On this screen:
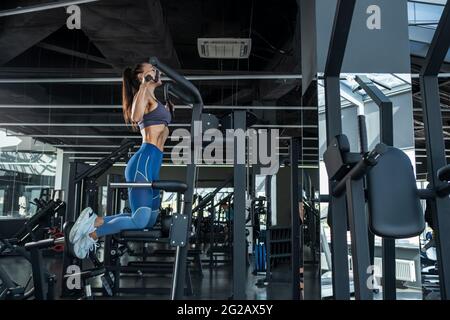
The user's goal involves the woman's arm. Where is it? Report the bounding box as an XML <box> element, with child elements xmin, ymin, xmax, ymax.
<box><xmin>131</xmin><ymin>82</ymin><xmax>152</xmax><ymax>123</ymax></box>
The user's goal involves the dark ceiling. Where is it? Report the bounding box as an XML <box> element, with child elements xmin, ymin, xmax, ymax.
<box><xmin>0</xmin><ymin>0</ymin><xmax>310</xmax><ymax>166</ymax></box>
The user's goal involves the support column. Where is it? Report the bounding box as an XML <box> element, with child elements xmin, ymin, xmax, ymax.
<box><xmin>233</xmin><ymin>110</ymin><xmax>247</xmax><ymax>300</ymax></box>
<box><xmin>54</xmin><ymin>148</ymin><xmax>70</xmax><ymax>201</ymax></box>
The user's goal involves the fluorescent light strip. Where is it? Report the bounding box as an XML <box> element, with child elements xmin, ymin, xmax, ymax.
<box><xmin>1</xmin><ymin>73</ymin><xmax>450</xmax><ymax>84</ymax></box>
<box><xmin>54</xmin><ymin>144</ymin><xmax>123</xmax><ymax>148</ymax></box>
<box><xmin>0</xmin><ymin>162</ymin><xmax>56</xmax><ymax>165</ymax></box>
<box><xmin>0</xmin><ymin>0</ymin><xmax>99</xmax><ymax>17</ymax></box>
<box><xmin>0</xmin><ymin>123</ymin><xmax>190</xmax><ymax>127</ymax></box>
<box><xmin>0</xmin><ymin>123</ymin><xmax>315</xmax><ymax>129</ymax></box>
<box><xmin>0</xmin><ymin>104</ymin><xmax>314</xmax><ymax>110</ymax></box>
<box><xmin>416</xmin><ymin>155</ymin><xmax>450</xmax><ymax>158</ymax></box>
<box><xmin>0</xmin><ymin>74</ymin><xmax>302</xmax><ymax>84</ymax></box>
<box><xmin>84</xmin><ymin>162</ymin><xmax>319</xmax><ymax>168</ymax></box>
<box><xmin>8</xmin><ymin>134</ymin><xmax>296</xmax><ymax>140</ymax></box>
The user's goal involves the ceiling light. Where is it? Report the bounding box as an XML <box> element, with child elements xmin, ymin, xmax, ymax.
<box><xmin>197</xmin><ymin>38</ymin><xmax>252</xmax><ymax>59</ymax></box>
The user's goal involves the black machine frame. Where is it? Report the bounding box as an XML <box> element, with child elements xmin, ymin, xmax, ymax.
<box><xmin>418</xmin><ymin>0</ymin><xmax>450</xmax><ymax>300</ymax></box>
<box><xmin>322</xmin><ymin>0</ymin><xmax>450</xmax><ymax>301</ymax></box>
<box><xmin>323</xmin><ymin>0</ymin><xmax>357</xmax><ymax>300</ymax></box>
<box><xmin>353</xmin><ymin>75</ymin><xmax>396</xmax><ymax>300</ymax></box>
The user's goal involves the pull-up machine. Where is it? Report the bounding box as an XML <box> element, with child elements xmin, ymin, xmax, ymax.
<box><xmin>418</xmin><ymin>0</ymin><xmax>450</xmax><ymax>300</ymax></box>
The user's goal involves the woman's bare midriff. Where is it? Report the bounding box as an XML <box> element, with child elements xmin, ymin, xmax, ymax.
<box><xmin>141</xmin><ymin>124</ymin><xmax>169</xmax><ymax>152</ymax></box>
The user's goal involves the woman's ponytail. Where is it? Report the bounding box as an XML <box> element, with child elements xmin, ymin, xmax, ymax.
<box><xmin>122</xmin><ymin>65</ymin><xmax>144</xmax><ymax>130</ymax></box>
<box><xmin>122</xmin><ymin>67</ymin><xmax>134</xmax><ymax>126</ymax></box>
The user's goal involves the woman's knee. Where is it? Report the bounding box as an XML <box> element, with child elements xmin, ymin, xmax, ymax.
<box><xmin>132</xmin><ymin>206</ymin><xmax>152</xmax><ymax>229</ymax></box>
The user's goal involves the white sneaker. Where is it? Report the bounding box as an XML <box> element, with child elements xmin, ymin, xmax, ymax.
<box><xmin>70</xmin><ymin>208</ymin><xmax>97</xmax><ymax>244</ymax></box>
<box><xmin>69</xmin><ymin>207</ymin><xmax>92</xmax><ymax>243</ymax></box>
<box><xmin>73</xmin><ymin>233</ymin><xmax>98</xmax><ymax>259</ymax></box>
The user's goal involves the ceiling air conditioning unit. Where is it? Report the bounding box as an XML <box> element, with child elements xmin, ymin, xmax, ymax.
<box><xmin>197</xmin><ymin>38</ymin><xmax>252</xmax><ymax>59</ymax></box>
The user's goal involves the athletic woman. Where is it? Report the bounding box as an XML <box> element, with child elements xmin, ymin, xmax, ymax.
<box><xmin>69</xmin><ymin>62</ymin><xmax>173</xmax><ymax>259</ymax></box>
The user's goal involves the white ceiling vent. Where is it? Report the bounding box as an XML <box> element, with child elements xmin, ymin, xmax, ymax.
<box><xmin>197</xmin><ymin>38</ymin><xmax>252</xmax><ymax>59</ymax></box>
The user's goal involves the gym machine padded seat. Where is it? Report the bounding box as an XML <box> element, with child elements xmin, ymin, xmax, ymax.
<box><xmin>118</xmin><ymin>229</ymin><xmax>168</xmax><ymax>242</ymax></box>
<box><xmin>367</xmin><ymin>146</ymin><xmax>425</xmax><ymax>238</ymax></box>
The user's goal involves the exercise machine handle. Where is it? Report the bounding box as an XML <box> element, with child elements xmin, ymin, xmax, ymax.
<box><xmin>109</xmin><ymin>180</ymin><xmax>188</xmax><ymax>193</ymax></box>
<box><xmin>333</xmin><ymin>144</ymin><xmax>385</xmax><ymax>196</ymax></box>
<box><xmin>165</xmin><ymin>82</ymin><xmax>195</xmax><ymax>105</ymax></box>
<box><xmin>149</xmin><ymin>57</ymin><xmax>202</xmax><ymax>104</ymax></box>
<box><xmin>358</xmin><ymin>115</ymin><xmax>369</xmax><ymax>154</ymax></box>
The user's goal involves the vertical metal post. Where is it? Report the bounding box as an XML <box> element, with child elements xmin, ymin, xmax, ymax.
<box><xmin>104</xmin><ymin>174</ymin><xmax>119</xmax><ymax>267</ymax></box>
<box><xmin>265</xmin><ymin>175</ymin><xmax>272</xmax><ymax>282</ymax></box>
<box><xmin>421</xmin><ymin>76</ymin><xmax>450</xmax><ymax>299</ymax></box>
<box><xmin>354</xmin><ymin>75</ymin><xmax>396</xmax><ymax>300</ymax></box>
<box><xmin>419</xmin><ymin>0</ymin><xmax>450</xmax><ymax>300</ymax></box>
<box><xmin>233</xmin><ymin>110</ymin><xmax>247</xmax><ymax>300</ymax></box>
<box><xmin>29</xmin><ymin>248</ymin><xmax>46</xmax><ymax>300</ymax></box>
<box><xmin>210</xmin><ymin>198</ymin><xmax>215</xmax><ymax>268</ymax></box>
<box><xmin>379</xmin><ymin>100</ymin><xmax>396</xmax><ymax>300</ymax></box>
<box><xmin>172</xmin><ymin>100</ymin><xmax>202</xmax><ymax>299</ymax></box>
<box><xmin>176</xmin><ymin>192</ymin><xmax>182</xmax><ymax>213</ymax></box>
<box><xmin>66</xmin><ymin>162</ymin><xmax>78</xmax><ymax>222</ymax></box>
<box><xmin>324</xmin><ymin>77</ymin><xmax>350</xmax><ymax>300</ymax></box>
<box><xmin>322</xmin><ymin>0</ymin><xmax>356</xmax><ymax>299</ymax></box>
<box><xmin>290</xmin><ymin>137</ymin><xmax>301</xmax><ymax>299</ymax></box>
<box><xmin>345</xmin><ymin>179</ymin><xmax>372</xmax><ymax>300</ymax></box>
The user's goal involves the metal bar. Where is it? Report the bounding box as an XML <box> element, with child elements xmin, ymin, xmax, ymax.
<box><xmin>355</xmin><ymin>75</ymin><xmax>396</xmax><ymax>300</ymax></box>
<box><xmin>378</xmin><ymin>99</ymin><xmax>396</xmax><ymax>301</ymax></box>
<box><xmin>233</xmin><ymin>110</ymin><xmax>247</xmax><ymax>300</ymax></box>
<box><xmin>192</xmin><ymin>176</ymin><xmax>233</xmax><ymax>213</ymax></box>
<box><xmin>0</xmin><ymin>123</ymin><xmax>189</xmax><ymax>127</ymax></box>
<box><xmin>7</xmin><ymin>134</ymin><xmax>297</xmax><ymax>140</ymax></box>
<box><xmin>419</xmin><ymin>0</ymin><xmax>450</xmax><ymax>300</ymax></box>
<box><xmin>325</xmin><ymin>77</ymin><xmax>343</xmax><ymax>140</ymax></box>
<box><xmin>2</xmin><ymin>73</ymin><xmax>450</xmax><ymax>84</ymax></box>
<box><xmin>0</xmin><ymin>123</ymin><xmax>315</xmax><ymax>129</ymax></box>
<box><xmin>345</xmin><ymin>178</ymin><xmax>372</xmax><ymax>300</ymax></box>
<box><xmin>408</xmin><ymin>0</ymin><xmax>446</xmax><ymax>6</ymax></box>
<box><xmin>381</xmin><ymin>239</ymin><xmax>396</xmax><ymax>300</ymax></box>
<box><xmin>0</xmin><ymin>104</ymin><xmax>314</xmax><ymax>110</ymax></box>
<box><xmin>324</xmin><ymin>76</ymin><xmax>350</xmax><ymax>300</ymax></box>
<box><xmin>421</xmin><ymin>75</ymin><xmax>450</xmax><ymax>299</ymax></box>
<box><xmin>0</xmin><ymin>0</ymin><xmax>99</xmax><ymax>17</ymax></box>
<box><xmin>0</xmin><ymin>74</ymin><xmax>302</xmax><ymax>83</ymax></box>
<box><xmin>322</xmin><ymin>0</ymin><xmax>356</xmax><ymax>300</ymax></box>
<box><xmin>36</xmin><ymin>42</ymin><xmax>113</xmax><ymax>66</ymax></box>
<box><xmin>54</xmin><ymin>144</ymin><xmax>122</xmax><ymax>148</ymax></box>
<box><xmin>323</xmin><ymin>0</ymin><xmax>357</xmax><ymax>77</ymax></box>
<box><xmin>422</xmin><ymin>2</ymin><xmax>450</xmax><ymax>76</ymax></box>
<box><xmin>28</xmin><ymin>248</ymin><xmax>47</xmax><ymax>300</ymax></box>
<box><xmin>290</xmin><ymin>137</ymin><xmax>301</xmax><ymax>300</ymax></box>
<box><xmin>354</xmin><ymin>76</ymin><xmax>391</xmax><ymax>105</ymax></box>
<box><xmin>171</xmin><ymin>63</ymin><xmax>204</xmax><ymax>299</ymax></box>
<box><xmin>110</xmin><ymin>182</ymin><xmax>154</xmax><ymax>189</ymax></box>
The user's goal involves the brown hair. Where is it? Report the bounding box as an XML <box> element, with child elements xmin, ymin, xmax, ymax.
<box><xmin>122</xmin><ymin>63</ymin><xmax>148</xmax><ymax>130</ymax></box>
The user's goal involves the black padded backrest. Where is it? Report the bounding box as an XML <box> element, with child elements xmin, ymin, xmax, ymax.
<box><xmin>367</xmin><ymin>146</ymin><xmax>424</xmax><ymax>238</ymax></box>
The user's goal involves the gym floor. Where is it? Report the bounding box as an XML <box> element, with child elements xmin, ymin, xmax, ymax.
<box><xmin>0</xmin><ymin>253</ymin><xmax>294</xmax><ymax>300</ymax></box>
<box><xmin>0</xmin><ymin>251</ymin><xmax>421</xmax><ymax>300</ymax></box>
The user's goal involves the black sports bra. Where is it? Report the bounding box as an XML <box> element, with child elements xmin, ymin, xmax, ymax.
<box><xmin>138</xmin><ymin>102</ymin><xmax>172</xmax><ymax>130</ymax></box>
